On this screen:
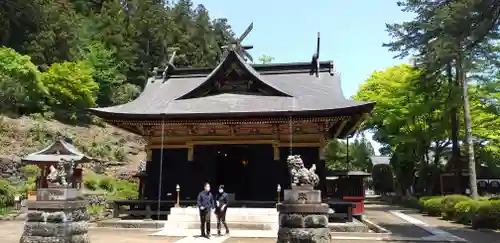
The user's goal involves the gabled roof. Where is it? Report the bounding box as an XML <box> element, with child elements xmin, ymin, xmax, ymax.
<box><xmin>89</xmin><ymin>50</ymin><xmax>375</xmax><ymax>120</ymax></box>
<box><xmin>21</xmin><ymin>138</ymin><xmax>91</xmax><ymax>164</ymax></box>
<box><xmin>177</xmin><ymin>50</ymin><xmax>292</xmax><ymax>99</ymax></box>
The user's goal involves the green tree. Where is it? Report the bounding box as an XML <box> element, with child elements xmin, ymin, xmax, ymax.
<box><xmin>385</xmin><ymin>0</ymin><xmax>500</xmax><ymax>199</ymax></box>
<box><xmin>325</xmin><ymin>136</ymin><xmax>374</xmax><ymax>172</ymax></box>
<box><xmin>0</xmin><ymin>47</ymin><xmax>47</xmax><ymax>114</ymax></box>
<box><xmin>42</xmin><ymin>61</ymin><xmax>98</xmax><ymax>119</ymax></box>
<box><xmin>81</xmin><ymin>42</ymin><xmax>126</xmax><ymax>106</ymax></box>
<box><xmin>355</xmin><ymin>64</ymin><xmax>450</xmax><ymax>195</ymax></box>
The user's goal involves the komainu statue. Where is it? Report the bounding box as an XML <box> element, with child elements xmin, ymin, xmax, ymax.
<box><xmin>287</xmin><ymin>155</ymin><xmax>319</xmax><ymax>186</ymax></box>
<box><xmin>46</xmin><ymin>159</ymin><xmax>75</xmax><ymax>187</ymax></box>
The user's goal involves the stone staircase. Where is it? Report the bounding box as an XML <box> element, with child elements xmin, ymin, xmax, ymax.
<box><xmin>161</xmin><ymin>207</ymin><xmax>279</xmax><ymax>235</ymax></box>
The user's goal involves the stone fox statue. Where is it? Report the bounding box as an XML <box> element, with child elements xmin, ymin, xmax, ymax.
<box><xmin>286</xmin><ymin>155</ymin><xmax>319</xmax><ymax>186</ymax></box>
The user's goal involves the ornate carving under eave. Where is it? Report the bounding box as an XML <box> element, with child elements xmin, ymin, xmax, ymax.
<box><xmin>229</xmin><ymin>124</ymin><xmax>237</xmax><ymax>136</ymax></box>
<box><xmin>186</xmin><ymin>125</ymin><xmax>198</xmax><ymax>135</ymax></box>
<box><xmin>108</xmin><ymin>116</ymin><xmax>349</xmax><ymax>126</ymax></box>
<box><xmin>249</xmin><ymin>128</ymin><xmax>260</xmax><ymax>135</ymax></box>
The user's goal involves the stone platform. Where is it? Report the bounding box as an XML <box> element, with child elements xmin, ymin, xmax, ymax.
<box><xmin>160</xmin><ymin>207</ymin><xmax>279</xmax><ymax>235</ymax></box>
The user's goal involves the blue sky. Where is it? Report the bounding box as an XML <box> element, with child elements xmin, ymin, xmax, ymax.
<box><xmin>193</xmin><ymin>0</ymin><xmax>414</xmax><ymax>154</ymax></box>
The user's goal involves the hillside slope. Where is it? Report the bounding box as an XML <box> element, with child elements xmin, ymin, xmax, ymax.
<box><xmin>0</xmin><ymin>115</ymin><xmax>145</xmax><ymax>182</ymax></box>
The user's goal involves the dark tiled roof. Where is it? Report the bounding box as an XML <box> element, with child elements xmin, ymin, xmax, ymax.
<box><xmin>22</xmin><ymin>139</ymin><xmax>91</xmax><ymax>163</ymax></box>
<box><xmin>89</xmin><ymin>51</ymin><xmax>375</xmax><ymax>119</ymax></box>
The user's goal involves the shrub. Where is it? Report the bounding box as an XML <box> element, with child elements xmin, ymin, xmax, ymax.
<box><xmin>454</xmin><ymin>200</ymin><xmax>482</xmax><ymax>225</ymax></box>
<box><xmin>472</xmin><ymin>200</ymin><xmax>500</xmax><ymax>229</ymax></box>
<box><xmin>422</xmin><ymin>197</ymin><xmax>443</xmax><ymax>216</ymax></box>
<box><xmin>20</xmin><ymin>165</ymin><xmax>41</xmax><ymax>179</ymax></box>
<box><xmin>0</xmin><ymin>179</ymin><xmax>14</xmax><ymax>208</ymax></box>
<box><xmin>418</xmin><ymin>196</ymin><xmax>438</xmax><ymax>213</ymax></box>
<box><xmin>98</xmin><ymin>177</ymin><xmax>115</xmax><ymax>192</ymax></box>
<box><xmin>84</xmin><ymin>177</ymin><xmax>99</xmax><ymax>191</ymax></box>
<box><xmin>441</xmin><ymin>194</ymin><xmax>471</xmax><ymax>220</ymax></box>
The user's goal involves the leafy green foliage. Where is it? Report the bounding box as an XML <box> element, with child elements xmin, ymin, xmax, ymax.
<box><xmin>0</xmin><ymin>47</ymin><xmax>46</xmax><ymax>114</ymax></box>
<box><xmin>422</xmin><ymin>197</ymin><xmax>444</xmax><ymax>216</ymax></box>
<box><xmin>355</xmin><ymin>63</ymin><xmax>500</xmax><ymax>196</ymax></box>
<box><xmin>42</xmin><ymin>61</ymin><xmax>98</xmax><ymax>120</ymax></box>
<box><xmin>384</xmin><ymin>0</ymin><xmax>500</xmax><ymax>199</ymax></box>
<box><xmin>0</xmin><ymin>0</ymin><xmax>234</xmax><ymax>118</ymax></box>
<box><xmin>454</xmin><ymin>200</ymin><xmax>482</xmax><ymax>225</ymax></box>
<box><xmin>0</xmin><ymin>179</ymin><xmax>14</xmax><ymax>211</ymax></box>
<box><xmin>473</xmin><ymin>200</ymin><xmax>500</xmax><ymax>229</ymax></box>
<box><xmin>20</xmin><ymin>164</ymin><xmax>41</xmax><ymax>179</ymax></box>
<box><xmin>441</xmin><ymin>194</ymin><xmax>472</xmax><ymax>220</ymax></box>
<box><xmin>325</xmin><ymin>136</ymin><xmax>374</xmax><ymax>171</ymax></box>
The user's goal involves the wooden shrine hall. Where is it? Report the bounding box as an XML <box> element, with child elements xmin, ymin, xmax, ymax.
<box><xmin>89</xmin><ymin>30</ymin><xmax>375</xmax><ymax>209</ymax></box>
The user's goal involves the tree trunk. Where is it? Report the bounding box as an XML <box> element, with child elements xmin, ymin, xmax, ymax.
<box><xmin>457</xmin><ymin>54</ymin><xmax>478</xmax><ymax>200</ymax></box>
<box><xmin>447</xmin><ymin>63</ymin><xmax>462</xmax><ymax>194</ymax></box>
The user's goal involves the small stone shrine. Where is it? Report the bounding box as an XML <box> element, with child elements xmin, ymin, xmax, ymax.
<box><xmin>277</xmin><ymin>155</ymin><xmax>331</xmax><ymax>243</ymax></box>
<box><xmin>19</xmin><ymin>158</ymin><xmax>90</xmax><ymax>243</ymax></box>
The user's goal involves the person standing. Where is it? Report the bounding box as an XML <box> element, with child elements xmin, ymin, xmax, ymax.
<box><xmin>197</xmin><ymin>182</ymin><xmax>214</xmax><ymax>239</ymax></box>
<box><xmin>215</xmin><ymin>185</ymin><xmax>230</xmax><ymax>236</ymax></box>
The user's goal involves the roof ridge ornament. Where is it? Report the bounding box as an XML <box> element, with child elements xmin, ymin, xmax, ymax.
<box><xmin>310</xmin><ymin>32</ymin><xmax>320</xmax><ymax>78</ymax></box>
<box><xmin>220</xmin><ymin>22</ymin><xmax>254</xmax><ymax>62</ymax></box>
<box><xmin>162</xmin><ymin>47</ymin><xmax>178</xmax><ymax>82</ymax></box>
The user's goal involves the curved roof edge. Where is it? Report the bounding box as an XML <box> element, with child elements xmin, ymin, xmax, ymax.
<box><xmin>88</xmin><ymin>101</ymin><xmax>375</xmax><ymax>121</ymax></box>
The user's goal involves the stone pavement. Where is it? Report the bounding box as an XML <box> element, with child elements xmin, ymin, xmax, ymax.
<box><xmin>368</xmin><ymin>202</ymin><xmax>500</xmax><ymax>243</ymax></box>
<box><xmin>2</xmin><ymin>202</ymin><xmax>500</xmax><ymax>243</ymax></box>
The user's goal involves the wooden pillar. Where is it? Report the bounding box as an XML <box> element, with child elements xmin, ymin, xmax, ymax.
<box><xmin>144</xmin><ymin>135</ymin><xmax>152</xmax><ymax>200</ymax></box>
<box><xmin>187</xmin><ymin>144</ymin><xmax>194</xmax><ymax>161</ymax></box>
<box><xmin>273</xmin><ymin>142</ymin><xmax>280</xmax><ymax>161</ymax></box>
<box><xmin>318</xmin><ymin>135</ymin><xmax>327</xmax><ymax>196</ymax></box>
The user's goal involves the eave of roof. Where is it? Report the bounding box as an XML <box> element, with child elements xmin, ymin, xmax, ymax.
<box><xmin>88</xmin><ymin>57</ymin><xmax>375</xmax><ymax>120</ymax></box>
<box><xmin>21</xmin><ymin>139</ymin><xmax>92</xmax><ymax>163</ymax></box>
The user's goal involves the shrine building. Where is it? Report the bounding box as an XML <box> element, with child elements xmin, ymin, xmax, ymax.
<box><xmin>89</xmin><ymin>39</ymin><xmax>375</xmax><ymax>204</ymax></box>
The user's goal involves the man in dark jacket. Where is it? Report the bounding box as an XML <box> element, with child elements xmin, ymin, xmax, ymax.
<box><xmin>197</xmin><ymin>182</ymin><xmax>214</xmax><ymax>238</ymax></box>
<box><xmin>215</xmin><ymin>185</ymin><xmax>230</xmax><ymax>236</ymax></box>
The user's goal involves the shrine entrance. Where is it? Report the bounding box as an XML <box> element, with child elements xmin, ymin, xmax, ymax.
<box><xmin>194</xmin><ymin>144</ymin><xmax>285</xmax><ymax>202</ymax></box>
<box><xmin>214</xmin><ymin>145</ymin><xmax>249</xmax><ymax>200</ymax></box>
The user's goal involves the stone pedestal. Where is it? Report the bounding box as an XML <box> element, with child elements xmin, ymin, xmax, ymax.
<box><xmin>277</xmin><ymin>186</ymin><xmax>331</xmax><ymax>243</ymax></box>
<box><xmin>20</xmin><ymin>189</ymin><xmax>90</xmax><ymax>243</ymax></box>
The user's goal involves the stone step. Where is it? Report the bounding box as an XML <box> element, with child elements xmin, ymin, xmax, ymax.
<box><xmin>165</xmin><ymin>221</ymin><xmax>278</xmax><ymax>231</ymax></box>
<box><xmin>96</xmin><ymin>219</ymin><xmax>167</xmax><ymax>229</ymax></box>
<box><xmin>169</xmin><ymin>207</ymin><xmax>278</xmax><ymax>216</ymax></box>
<box><xmin>167</xmin><ymin>214</ymin><xmax>278</xmax><ymax>223</ymax></box>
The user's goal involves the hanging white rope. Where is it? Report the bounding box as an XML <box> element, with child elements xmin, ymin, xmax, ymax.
<box><xmin>289</xmin><ymin>115</ymin><xmax>293</xmax><ymax>156</ymax></box>
<box><xmin>156</xmin><ymin>118</ymin><xmax>165</xmax><ymax>219</ymax></box>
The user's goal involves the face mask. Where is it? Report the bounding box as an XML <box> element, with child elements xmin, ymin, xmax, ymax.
<box><xmin>219</xmin><ymin>189</ymin><xmax>223</xmax><ymax>193</ymax></box>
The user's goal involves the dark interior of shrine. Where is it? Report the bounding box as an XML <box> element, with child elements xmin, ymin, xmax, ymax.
<box><xmin>143</xmin><ymin>144</ymin><xmax>322</xmax><ymax>205</ymax></box>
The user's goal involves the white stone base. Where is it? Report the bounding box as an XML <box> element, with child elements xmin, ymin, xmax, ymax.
<box><xmin>160</xmin><ymin>207</ymin><xmax>279</xmax><ymax>236</ymax></box>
